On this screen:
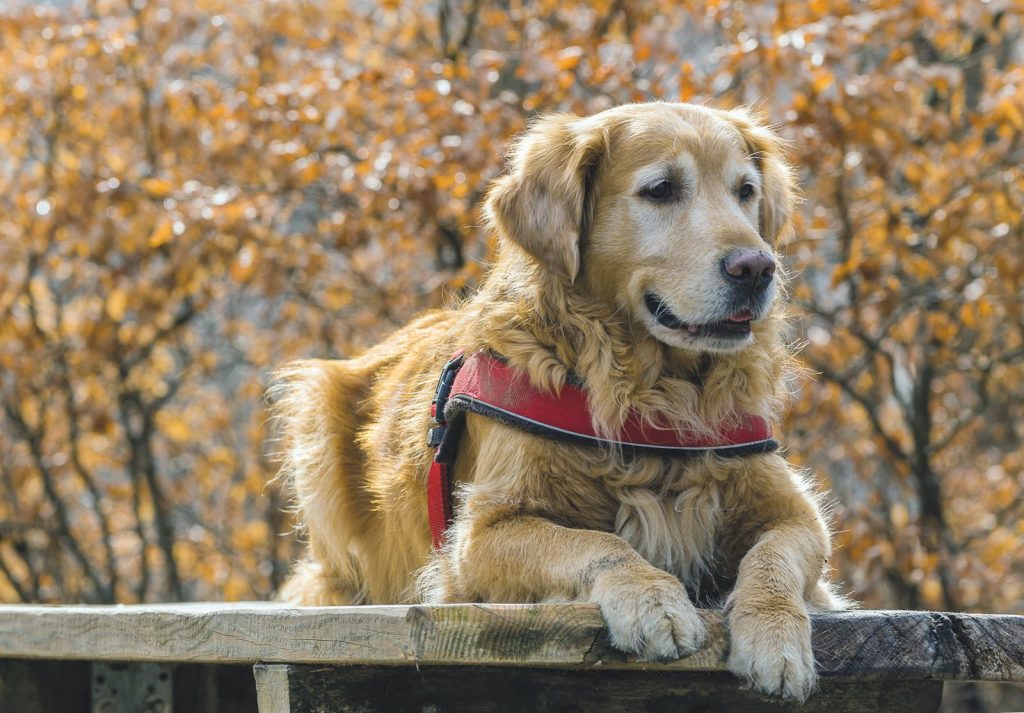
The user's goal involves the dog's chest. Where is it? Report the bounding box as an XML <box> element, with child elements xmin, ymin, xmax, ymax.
<box><xmin>607</xmin><ymin>459</ymin><xmax>724</xmax><ymax>587</ymax></box>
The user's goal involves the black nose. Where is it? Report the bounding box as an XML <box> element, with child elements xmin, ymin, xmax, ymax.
<box><xmin>721</xmin><ymin>249</ymin><xmax>776</xmax><ymax>291</ymax></box>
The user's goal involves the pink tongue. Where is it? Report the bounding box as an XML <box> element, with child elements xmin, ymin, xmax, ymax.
<box><xmin>727</xmin><ymin>310</ymin><xmax>753</xmax><ymax>323</ymax></box>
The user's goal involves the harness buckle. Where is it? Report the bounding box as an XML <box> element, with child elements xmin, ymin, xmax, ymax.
<box><xmin>430</xmin><ymin>353</ymin><xmax>465</xmax><ymax>425</ymax></box>
<box><xmin>427</xmin><ymin>352</ymin><xmax>465</xmax><ymax>447</ymax></box>
<box><xmin>427</xmin><ymin>426</ymin><xmax>447</xmax><ymax>449</ymax></box>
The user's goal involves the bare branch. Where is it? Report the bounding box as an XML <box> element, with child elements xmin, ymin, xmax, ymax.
<box><xmin>2</xmin><ymin>401</ymin><xmax>112</xmax><ymax>601</ymax></box>
<box><xmin>22</xmin><ymin>261</ymin><xmax>121</xmax><ymax>597</ymax></box>
<box><xmin>0</xmin><ymin>550</ymin><xmax>30</xmax><ymax>603</ymax></box>
<box><xmin>803</xmin><ymin>356</ymin><xmax>909</xmax><ymax>466</ymax></box>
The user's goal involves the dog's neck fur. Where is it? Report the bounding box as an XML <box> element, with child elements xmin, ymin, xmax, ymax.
<box><xmin>454</xmin><ymin>245</ymin><xmax>791</xmax><ymax>437</ymax></box>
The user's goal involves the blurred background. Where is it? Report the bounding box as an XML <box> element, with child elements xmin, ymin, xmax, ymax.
<box><xmin>0</xmin><ymin>0</ymin><xmax>1021</xmax><ymax>673</ymax></box>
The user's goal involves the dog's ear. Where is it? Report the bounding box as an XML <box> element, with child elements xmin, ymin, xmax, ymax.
<box><xmin>717</xmin><ymin>108</ymin><xmax>796</xmax><ymax>245</ymax></box>
<box><xmin>486</xmin><ymin>114</ymin><xmax>606</xmax><ymax>282</ymax></box>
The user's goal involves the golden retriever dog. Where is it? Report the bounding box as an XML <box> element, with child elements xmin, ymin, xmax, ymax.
<box><xmin>272</xmin><ymin>101</ymin><xmax>845</xmax><ymax>701</ymax></box>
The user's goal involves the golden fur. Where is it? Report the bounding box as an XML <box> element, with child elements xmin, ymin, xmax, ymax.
<box><xmin>272</xmin><ymin>102</ymin><xmax>846</xmax><ymax>701</ymax></box>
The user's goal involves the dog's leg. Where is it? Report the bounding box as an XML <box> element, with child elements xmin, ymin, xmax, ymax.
<box><xmin>724</xmin><ymin>518</ymin><xmax>831</xmax><ymax>702</ymax></box>
<box><xmin>424</xmin><ymin>511</ymin><xmax>706</xmax><ymax>661</ymax></box>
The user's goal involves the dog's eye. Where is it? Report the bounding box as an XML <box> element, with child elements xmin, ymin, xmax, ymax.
<box><xmin>738</xmin><ymin>182</ymin><xmax>757</xmax><ymax>202</ymax></box>
<box><xmin>640</xmin><ymin>180</ymin><xmax>675</xmax><ymax>202</ymax></box>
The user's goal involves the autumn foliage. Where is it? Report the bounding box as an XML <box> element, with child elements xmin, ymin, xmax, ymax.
<box><xmin>0</xmin><ymin>0</ymin><xmax>1022</xmax><ymax>639</ymax></box>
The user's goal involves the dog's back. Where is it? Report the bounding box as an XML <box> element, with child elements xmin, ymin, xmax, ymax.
<box><xmin>272</xmin><ymin>310</ymin><xmax>456</xmax><ymax>604</ymax></box>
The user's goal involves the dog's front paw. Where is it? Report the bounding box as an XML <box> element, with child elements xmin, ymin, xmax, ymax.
<box><xmin>726</xmin><ymin>600</ymin><xmax>815</xmax><ymax>702</ymax></box>
<box><xmin>593</xmin><ymin>568</ymin><xmax>706</xmax><ymax>661</ymax></box>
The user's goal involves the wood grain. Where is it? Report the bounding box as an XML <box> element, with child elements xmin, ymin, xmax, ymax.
<box><xmin>0</xmin><ymin>604</ymin><xmax>1019</xmax><ymax>683</ymax></box>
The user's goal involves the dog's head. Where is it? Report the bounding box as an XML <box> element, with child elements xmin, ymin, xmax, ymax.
<box><xmin>486</xmin><ymin>102</ymin><xmax>795</xmax><ymax>354</ymax></box>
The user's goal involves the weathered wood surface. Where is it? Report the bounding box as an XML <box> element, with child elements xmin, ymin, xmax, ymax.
<box><xmin>253</xmin><ymin>664</ymin><xmax>945</xmax><ymax>713</ymax></box>
<box><xmin>0</xmin><ymin>603</ymin><xmax>1020</xmax><ymax>683</ymax></box>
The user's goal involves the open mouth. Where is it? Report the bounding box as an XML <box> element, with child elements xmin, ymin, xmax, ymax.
<box><xmin>644</xmin><ymin>292</ymin><xmax>754</xmax><ymax>338</ymax></box>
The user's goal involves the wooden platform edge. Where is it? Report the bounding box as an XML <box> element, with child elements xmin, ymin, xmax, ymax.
<box><xmin>0</xmin><ymin>603</ymin><xmax>1019</xmax><ymax>683</ymax></box>
<box><xmin>252</xmin><ymin>663</ymin><xmax>948</xmax><ymax>713</ymax></box>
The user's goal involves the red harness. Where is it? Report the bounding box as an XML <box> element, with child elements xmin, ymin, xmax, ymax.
<box><xmin>426</xmin><ymin>351</ymin><xmax>778</xmax><ymax>548</ymax></box>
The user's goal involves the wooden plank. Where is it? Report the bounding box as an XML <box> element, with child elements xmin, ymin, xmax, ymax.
<box><xmin>811</xmin><ymin>610</ymin><xmax>1024</xmax><ymax>682</ymax></box>
<box><xmin>0</xmin><ymin>604</ymin><xmax>1019</xmax><ymax>683</ymax></box>
<box><xmin>254</xmin><ymin>664</ymin><xmax>290</xmax><ymax>713</ymax></box>
<box><xmin>256</xmin><ymin>664</ymin><xmax>945</xmax><ymax>713</ymax></box>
